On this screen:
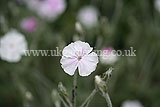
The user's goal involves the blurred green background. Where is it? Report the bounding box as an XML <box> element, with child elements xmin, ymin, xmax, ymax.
<box><xmin>0</xmin><ymin>0</ymin><xmax>160</xmax><ymax>107</ymax></box>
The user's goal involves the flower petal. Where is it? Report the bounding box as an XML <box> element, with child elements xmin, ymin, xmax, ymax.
<box><xmin>62</xmin><ymin>42</ymin><xmax>77</xmax><ymax>58</ymax></box>
<box><xmin>78</xmin><ymin>52</ymin><xmax>98</xmax><ymax>76</ymax></box>
<box><xmin>62</xmin><ymin>41</ymin><xmax>93</xmax><ymax>57</ymax></box>
<box><xmin>60</xmin><ymin>56</ymin><xmax>78</xmax><ymax>76</ymax></box>
<box><xmin>0</xmin><ymin>49</ymin><xmax>21</xmax><ymax>62</ymax></box>
<box><xmin>74</xmin><ymin>41</ymin><xmax>93</xmax><ymax>56</ymax></box>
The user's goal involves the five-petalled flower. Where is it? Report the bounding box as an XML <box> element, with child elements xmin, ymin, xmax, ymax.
<box><xmin>60</xmin><ymin>41</ymin><xmax>99</xmax><ymax>76</ymax></box>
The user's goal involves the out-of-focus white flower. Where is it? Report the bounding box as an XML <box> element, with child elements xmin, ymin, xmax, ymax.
<box><xmin>155</xmin><ymin>0</ymin><xmax>160</xmax><ymax>12</ymax></box>
<box><xmin>26</xmin><ymin>0</ymin><xmax>66</xmax><ymax>21</ymax></box>
<box><xmin>77</xmin><ymin>6</ymin><xmax>98</xmax><ymax>28</ymax></box>
<box><xmin>0</xmin><ymin>30</ymin><xmax>27</xmax><ymax>62</ymax></box>
<box><xmin>60</xmin><ymin>41</ymin><xmax>99</xmax><ymax>76</ymax></box>
<box><xmin>121</xmin><ymin>100</ymin><xmax>143</xmax><ymax>107</ymax></box>
<box><xmin>100</xmin><ymin>47</ymin><xmax>118</xmax><ymax>65</ymax></box>
<box><xmin>20</xmin><ymin>17</ymin><xmax>38</xmax><ymax>32</ymax></box>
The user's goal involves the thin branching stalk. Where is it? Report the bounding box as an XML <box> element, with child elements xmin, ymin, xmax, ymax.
<box><xmin>80</xmin><ymin>89</ymin><xmax>97</xmax><ymax>107</ymax></box>
<box><xmin>104</xmin><ymin>93</ymin><xmax>112</xmax><ymax>107</ymax></box>
<box><xmin>59</xmin><ymin>96</ymin><xmax>70</xmax><ymax>107</ymax></box>
<box><xmin>72</xmin><ymin>71</ymin><xmax>78</xmax><ymax>107</ymax></box>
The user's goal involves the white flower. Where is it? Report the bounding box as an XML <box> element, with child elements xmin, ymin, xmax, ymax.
<box><xmin>155</xmin><ymin>0</ymin><xmax>160</xmax><ymax>12</ymax></box>
<box><xmin>100</xmin><ymin>47</ymin><xmax>118</xmax><ymax>65</ymax></box>
<box><xmin>26</xmin><ymin>0</ymin><xmax>66</xmax><ymax>21</ymax></box>
<box><xmin>0</xmin><ymin>30</ymin><xmax>27</xmax><ymax>62</ymax></box>
<box><xmin>121</xmin><ymin>100</ymin><xmax>143</xmax><ymax>107</ymax></box>
<box><xmin>77</xmin><ymin>6</ymin><xmax>98</xmax><ymax>28</ymax></box>
<box><xmin>60</xmin><ymin>41</ymin><xmax>99</xmax><ymax>76</ymax></box>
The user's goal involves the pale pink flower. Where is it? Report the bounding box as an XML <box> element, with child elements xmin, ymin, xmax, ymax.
<box><xmin>39</xmin><ymin>0</ymin><xmax>66</xmax><ymax>19</ymax></box>
<box><xmin>20</xmin><ymin>17</ymin><xmax>37</xmax><ymax>32</ymax></box>
<box><xmin>60</xmin><ymin>41</ymin><xmax>99</xmax><ymax>76</ymax></box>
<box><xmin>26</xmin><ymin>0</ymin><xmax>66</xmax><ymax>21</ymax></box>
<box><xmin>100</xmin><ymin>47</ymin><xmax>118</xmax><ymax>65</ymax></box>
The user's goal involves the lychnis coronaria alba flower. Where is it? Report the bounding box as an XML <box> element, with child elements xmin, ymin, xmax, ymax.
<box><xmin>0</xmin><ymin>30</ymin><xmax>27</xmax><ymax>62</ymax></box>
<box><xmin>100</xmin><ymin>47</ymin><xmax>118</xmax><ymax>65</ymax></box>
<box><xmin>20</xmin><ymin>17</ymin><xmax>38</xmax><ymax>32</ymax></box>
<box><xmin>77</xmin><ymin>6</ymin><xmax>98</xmax><ymax>28</ymax></box>
<box><xmin>121</xmin><ymin>100</ymin><xmax>143</xmax><ymax>107</ymax></box>
<box><xmin>60</xmin><ymin>41</ymin><xmax>99</xmax><ymax>76</ymax></box>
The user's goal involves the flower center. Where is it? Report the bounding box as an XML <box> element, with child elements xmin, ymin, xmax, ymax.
<box><xmin>77</xmin><ymin>56</ymin><xmax>82</xmax><ymax>61</ymax></box>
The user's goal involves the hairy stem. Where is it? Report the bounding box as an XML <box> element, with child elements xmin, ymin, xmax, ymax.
<box><xmin>80</xmin><ymin>89</ymin><xmax>97</xmax><ymax>107</ymax></box>
<box><xmin>72</xmin><ymin>71</ymin><xmax>78</xmax><ymax>107</ymax></box>
<box><xmin>104</xmin><ymin>93</ymin><xmax>112</xmax><ymax>107</ymax></box>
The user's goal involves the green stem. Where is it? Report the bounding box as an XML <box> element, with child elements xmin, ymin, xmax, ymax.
<box><xmin>80</xmin><ymin>89</ymin><xmax>97</xmax><ymax>107</ymax></box>
<box><xmin>104</xmin><ymin>93</ymin><xmax>112</xmax><ymax>107</ymax></box>
<box><xmin>72</xmin><ymin>71</ymin><xmax>78</xmax><ymax>107</ymax></box>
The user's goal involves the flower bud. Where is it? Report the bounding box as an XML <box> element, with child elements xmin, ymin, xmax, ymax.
<box><xmin>95</xmin><ymin>75</ymin><xmax>107</xmax><ymax>95</ymax></box>
<box><xmin>75</xmin><ymin>22</ymin><xmax>83</xmax><ymax>33</ymax></box>
<box><xmin>25</xmin><ymin>91</ymin><xmax>33</xmax><ymax>101</ymax></box>
<box><xmin>95</xmin><ymin>75</ymin><xmax>103</xmax><ymax>85</ymax></box>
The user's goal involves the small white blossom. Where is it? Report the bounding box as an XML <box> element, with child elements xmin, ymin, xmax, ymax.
<box><xmin>60</xmin><ymin>41</ymin><xmax>99</xmax><ymax>76</ymax></box>
<box><xmin>100</xmin><ymin>47</ymin><xmax>118</xmax><ymax>65</ymax></box>
<box><xmin>121</xmin><ymin>100</ymin><xmax>143</xmax><ymax>107</ymax></box>
<box><xmin>0</xmin><ymin>30</ymin><xmax>27</xmax><ymax>62</ymax></box>
<box><xmin>77</xmin><ymin>6</ymin><xmax>98</xmax><ymax>28</ymax></box>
